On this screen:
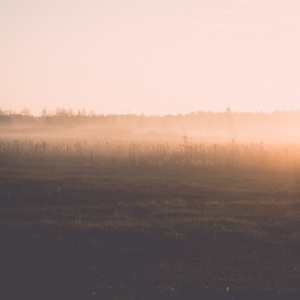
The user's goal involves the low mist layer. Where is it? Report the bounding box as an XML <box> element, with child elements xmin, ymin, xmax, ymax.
<box><xmin>1</xmin><ymin>109</ymin><xmax>300</xmax><ymax>143</ymax></box>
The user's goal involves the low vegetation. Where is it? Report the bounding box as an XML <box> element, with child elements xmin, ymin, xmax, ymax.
<box><xmin>0</xmin><ymin>135</ymin><xmax>299</xmax><ymax>299</ymax></box>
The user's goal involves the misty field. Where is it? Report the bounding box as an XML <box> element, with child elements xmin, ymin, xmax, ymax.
<box><xmin>0</xmin><ymin>136</ymin><xmax>299</xmax><ymax>299</ymax></box>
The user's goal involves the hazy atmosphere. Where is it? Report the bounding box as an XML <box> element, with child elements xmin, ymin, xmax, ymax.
<box><xmin>1</xmin><ymin>1</ymin><xmax>300</xmax><ymax>299</ymax></box>
<box><xmin>1</xmin><ymin>0</ymin><xmax>300</xmax><ymax>115</ymax></box>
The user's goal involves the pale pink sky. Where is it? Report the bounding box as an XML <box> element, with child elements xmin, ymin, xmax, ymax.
<box><xmin>1</xmin><ymin>0</ymin><xmax>300</xmax><ymax>115</ymax></box>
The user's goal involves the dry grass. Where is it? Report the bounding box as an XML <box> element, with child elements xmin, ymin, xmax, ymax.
<box><xmin>0</xmin><ymin>137</ymin><xmax>299</xmax><ymax>299</ymax></box>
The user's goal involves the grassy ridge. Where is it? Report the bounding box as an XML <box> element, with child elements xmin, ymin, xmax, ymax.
<box><xmin>0</xmin><ymin>138</ymin><xmax>299</xmax><ymax>299</ymax></box>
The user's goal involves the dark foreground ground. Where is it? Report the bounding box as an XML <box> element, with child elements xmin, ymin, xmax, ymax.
<box><xmin>0</xmin><ymin>141</ymin><xmax>299</xmax><ymax>299</ymax></box>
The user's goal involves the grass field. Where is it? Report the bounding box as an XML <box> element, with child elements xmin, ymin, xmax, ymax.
<box><xmin>0</xmin><ymin>137</ymin><xmax>299</xmax><ymax>299</ymax></box>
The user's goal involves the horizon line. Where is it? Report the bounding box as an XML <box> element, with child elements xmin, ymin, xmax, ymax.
<box><xmin>2</xmin><ymin>107</ymin><xmax>300</xmax><ymax>118</ymax></box>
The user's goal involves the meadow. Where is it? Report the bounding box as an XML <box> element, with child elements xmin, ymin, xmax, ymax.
<box><xmin>0</xmin><ymin>135</ymin><xmax>299</xmax><ymax>299</ymax></box>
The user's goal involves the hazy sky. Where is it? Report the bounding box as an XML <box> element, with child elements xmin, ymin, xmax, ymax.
<box><xmin>1</xmin><ymin>0</ymin><xmax>300</xmax><ymax>115</ymax></box>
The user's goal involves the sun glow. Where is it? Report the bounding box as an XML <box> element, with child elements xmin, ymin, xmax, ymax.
<box><xmin>1</xmin><ymin>0</ymin><xmax>300</xmax><ymax>116</ymax></box>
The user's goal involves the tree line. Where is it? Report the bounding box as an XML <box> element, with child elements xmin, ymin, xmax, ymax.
<box><xmin>1</xmin><ymin>107</ymin><xmax>300</xmax><ymax>142</ymax></box>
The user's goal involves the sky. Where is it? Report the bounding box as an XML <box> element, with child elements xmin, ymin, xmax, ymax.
<box><xmin>1</xmin><ymin>0</ymin><xmax>300</xmax><ymax>116</ymax></box>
